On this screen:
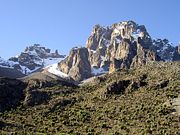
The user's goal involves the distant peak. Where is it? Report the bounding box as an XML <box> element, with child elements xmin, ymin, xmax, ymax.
<box><xmin>25</xmin><ymin>44</ymin><xmax>50</xmax><ymax>52</ymax></box>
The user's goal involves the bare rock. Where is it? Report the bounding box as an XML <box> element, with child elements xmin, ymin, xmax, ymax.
<box><xmin>58</xmin><ymin>47</ymin><xmax>91</xmax><ymax>81</ymax></box>
<box><xmin>23</xmin><ymin>89</ymin><xmax>50</xmax><ymax>106</ymax></box>
<box><xmin>173</xmin><ymin>45</ymin><xmax>180</xmax><ymax>61</ymax></box>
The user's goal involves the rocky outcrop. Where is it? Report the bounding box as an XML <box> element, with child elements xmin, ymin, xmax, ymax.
<box><xmin>58</xmin><ymin>47</ymin><xmax>91</xmax><ymax>81</ymax></box>
<box><xmin>130</xmin><ymin>44</ymin><xmax>159</xmax><ymax>68</ymax></box>
<box><xmin>173</xmin><ymin>44</ymin><xmax>180</xmax><ymax>61</ymax></box>
<box><xmin>86</xmin><ymin>21</ymin><xmax>159</xmax><ymax>73</ymax></box>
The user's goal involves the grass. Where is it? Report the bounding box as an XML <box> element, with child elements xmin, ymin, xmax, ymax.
<box><xmin>0</xmin><ymin>62</ymin><xmax>180</xmax><ymax>134</ymax></box>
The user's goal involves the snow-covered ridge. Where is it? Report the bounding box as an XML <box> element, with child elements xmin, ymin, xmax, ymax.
<box><xmin>152</xmin><ymin>39</ymin><xmax>175</xmax><ymax>61</ymax></box>
<box><xmin>0</xmin><ymin>57</ymin><xmax>17</xmax><ymax>69</ymax></box>
<box><xmin>0</xmin><ymin>44</ymin><xmax>65</xmax><ymax>75</ymax></box>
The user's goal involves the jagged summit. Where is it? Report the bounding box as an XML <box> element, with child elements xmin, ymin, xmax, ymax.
<box><xmin>86</xmin><ymin>21</ymin><xmax>155</xmax><ymax>70</ymax></box>
<box><xmin>87</xmin><ymin>21</ymin><xmax>151</xmax><ymax>50</ymax></box>
<box><xmin>23</xmin><ymin>44</ymin><xmax>64</xmax><ymax>59</ymax></box>
<box><xmin>57</xmin><ymin>20</ymin><xmax>180</xmax><ymax>81</ymax></box>
<box><xmin>0</xmin><ymin>21</ymin><xmax>180</xmax><ymax>81</ymax></box>
<box><xmin>0</xmin><ymin>44</ymin><xmax>65</xmax><ymax>75</ymax></box>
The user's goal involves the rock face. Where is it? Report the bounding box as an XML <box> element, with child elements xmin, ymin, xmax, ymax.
<box><xmin>87</xmin><ymin>21</ymin><xmax>163</xmax><ymax>74</ymax></box>
<box><xmin>58</xmin><ymin>47</ymin><xmax>91</xmax><ymax>81</ymax></box>
<box><xmin>57</xmin><ymin>21</ymin><xmax>180</xmax><ymax>81</ymax></box>
<box><xmin>173</xmin><ymin>44</ymin><xmax>180</xmax><ymax>61</ymax></box>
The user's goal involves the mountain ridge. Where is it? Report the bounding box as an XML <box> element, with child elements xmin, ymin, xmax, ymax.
<box><xmin>0</xmin><ymin>20</ymin><xmax>180</xmax><ymax>81</ymax></box>
<box><xmin>0</xmin><ymin>44</ymin><xmax>65</xmax><ymax>78</ymax></box>
<box><xmin>57</xmin><ymin>20</ymin><xmax>180</xmax><ymax>81</ymax></box>
<box><xmin>0</xmin><ymin>20</ymin><xmax>180</xmax><ymax>134</ymax></box>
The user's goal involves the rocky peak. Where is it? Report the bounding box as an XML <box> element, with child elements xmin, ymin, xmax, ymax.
<box><xmin>3</xmin><ymin>44</ymin><xmax>66</xmax><ymax>75</ymax></box>
<box><xmin>152</xmin><ymin>39</ymin><xmax>176</xmax><ymax>61</ymax></box>
<box><xmin>57</xmin><ymin>21</ymin><xmax>158</xmax><ymax>81</ymax></box>
<box><xmin>112</xmin><ymin>21</ymin><xmax>138</xmax><ymax>39</ymax></box>
<box><xmin>58</xmin><ymin>47</ymin><xmax>91</xmax><ymax>81</ymax></box>
<box><xmin>86</xmin><ymin>21</ymin><xmax>155</xmax><ymax>73</ymax></box>
<box><xmin>86</xmin><ymin>24</ymin><xmax>112</xmax><ymax>51</ymax></box>
<box><xmin>23</xmin><ymin>44</ymin><xmax>64</xmax><ymax>59</ymax></box>
<box><xmin>55</xmin><ymin>21</ymin><xmax>180</xmax><ymax>81</ymax></box>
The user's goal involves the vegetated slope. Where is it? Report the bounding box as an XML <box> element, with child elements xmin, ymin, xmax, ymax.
<box><xmin>0</xmin><ymin>62</ymin><xmax>180</xmax><ymax>134</ymax></box>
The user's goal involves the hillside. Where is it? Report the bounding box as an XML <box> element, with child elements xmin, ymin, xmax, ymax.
<box><xmin>0</xmin><ymin>61</ymin><xmax>179</xmax><ymax>134</ymax></box>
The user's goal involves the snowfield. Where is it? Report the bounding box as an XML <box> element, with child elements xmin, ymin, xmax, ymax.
<box><xmin>47</xmin><ymin>63</ymin><xmax>68</xmax><ymax>78</ymax></box>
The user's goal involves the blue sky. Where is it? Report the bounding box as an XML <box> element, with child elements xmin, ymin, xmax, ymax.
<box><xmin>0</xmin><ymin>0</ymin><xmax>179</xmax><ymax>59</ymax></box>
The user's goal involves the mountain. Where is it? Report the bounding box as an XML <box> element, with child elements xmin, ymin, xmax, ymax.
<box><xmin>58</xmin><ymin>21</ymin><xmax>180</xmax><ymax>81</ymax></box>
<box><xmin>0</xmin><ymin>20</ymin><xmax>180</xmax><ymax>134</ymax></box>
<box><xmin>1</xmin><ymin>21</ymin><xmax>179</xmax><ymax>81</ymax></box>
<box><xmin>0</xmin><ymin>44</ymin><xmax>65</xmax><ymax>76</ymax></box>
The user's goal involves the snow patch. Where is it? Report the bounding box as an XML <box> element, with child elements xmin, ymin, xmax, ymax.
<box><xmin>0</xmin><ymin>58</ymin><xmax>16</xmax><ymax>69</ymax></box>
<box><xmin>72</xmin><ymin>56</ymin><xmax>76</xmax><ymax>66</ymax></box>
<box><xmin>0</xmin><ymin>65</ymin><xmax>13</xmax><ymax>69</ymax></box>
<box><xmin>101</xmin><ymin>56</ymin><xmax>107</xmax><ymax>61</ymax></box>
<box><xmin>28</xmin><ymin>50</ymin><xmax>38</xmax><ymax>56</ymax></box>
<box><xmin>116</xmin><ymin>38</ymin><xmax>121</xmax><ymax>44</ymax></box>
<box><xmin>91</xmin><ymin>50</ymin><xmax>96</xmax><ymax>54</ymax></box>
<box><xmin>20</xmin><ymin>66</ymin><xmax>40</xmax><ymax>74</ymax></box>
<box><xmin>91</xmin><ymin>67</ymin><xmax>107</xmax><ymax>75</ymax></box>
<box><xmin>43</xmin><ymin>58</ymin><xmax>64</xmax><ymax>67</ymax></box>
<box><xmin>47</xmin><ymin>63</ymin><xmax>68</xmax><ymax>78</ymax></box>
<box><xmin>131</xmin><ymin>29</ymin><xmax>143</xmax><ymax>39</ymax></box>
<box><xmin>114</xmin><ymin>28</ymin><xmax>120</xmax><ymax>34</ymax></box>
